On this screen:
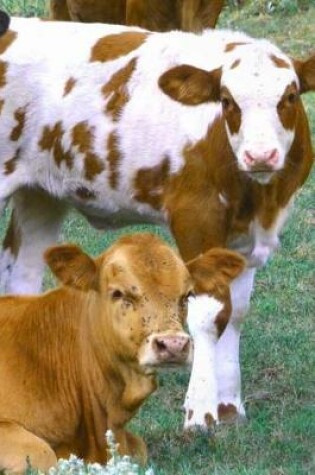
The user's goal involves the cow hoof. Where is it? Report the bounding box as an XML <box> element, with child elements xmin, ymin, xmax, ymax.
<box><xmin>184</xmin><ymin>409</ymin><xmax>217</xmax><ymax>435</ymax></box>
<box><xmin>218</xmin><ymin>403</ymin><xmax>247</xmax><ymax>424</ymax></box>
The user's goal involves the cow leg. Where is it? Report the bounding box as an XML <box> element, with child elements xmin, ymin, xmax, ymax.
<box><xmin>0</xmin><ymin>188</ymin><xmax>67</xmax><ymax>294</ymax></box>
<box><xmin>0</xmin><ymin>420</ymin><xmax>57</xmax><ymax>474</ymax></box>
<box><xmin>114</xmin><ymin>429</ymin><xmax>147</xmax><ymax>465</ymax></box>
<box><xmin>49</xmin><ymin>0</ymin><xmax>71</xmax><ymax>20</ymax></box>
<box><xmin>183</xmin><ymin>295</ymin><xmax>223</xmax><ymax>431</ymax></box>
<box><xmin>216</xmin><ymin>268</ymin><xmax>256</xmax><ymax>423</ymax></box>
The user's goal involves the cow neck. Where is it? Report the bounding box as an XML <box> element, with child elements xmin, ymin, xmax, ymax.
<box><xmin>164</xmin><ymin>117</ymin><xmax>244</xmax><ymax>257</ymax></box>
<box><xmin>232</xmin><ymin>102</ymin><xmax>313</xmax><ymax>233</ymax></box>
<box><xmin>20</xmin><ymin>288</ymin><xmax>83</xmax><ymax>394</ymax></box>
<box><xmin>172</xmin><ymin>109</ymin><xmax>313</xmax><ymax>244</ymax></box>
<box><xmin>82</xmin><ymin>293</ymin><xmax>157</xmax><ymax>415</ymax></box>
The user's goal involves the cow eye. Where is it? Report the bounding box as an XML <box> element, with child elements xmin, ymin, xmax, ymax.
<box><xmin>111</xmin><ymin>289</ymin><xmax>124</xmax><ymax>300</ymax></box>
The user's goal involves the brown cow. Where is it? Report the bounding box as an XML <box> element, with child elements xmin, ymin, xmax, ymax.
<box><xmin>50</xmin><ymin>0</ymin><xmax>225</xmax><ymax>31</ymax></box>
<box><xmin>0</xmin><ymin>233</ymin><xmax>245</xmax><ymax>472</ymax></box>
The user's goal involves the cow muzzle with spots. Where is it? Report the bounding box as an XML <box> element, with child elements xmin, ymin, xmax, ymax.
<box><xmin>140</xmin><ymin>332</ymin><xmax>192</xmax><ymax>369</ymax></box>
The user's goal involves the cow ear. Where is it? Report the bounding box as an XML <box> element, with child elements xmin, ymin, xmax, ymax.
<box><xmin>44</xmin><ymin>244</ymin><xmax>99</xmax><ymax>291</ymax></box>
<box><xmin>293</xmin><ymin>55</ymin><xmax>315</xmax><ymax>93</ymax></box>
<box><xmin>186</xmin><ymin>248</ymin><xmax>246</xmax><ymax>295</ymax></box>
<box><xmin>0</xmin><ymin>11</ymin><xmax>10</xmax><ymax>36</ymax></box>
<box><xmin>158</xmin><ymin>64</ymin><xmax>221</xmax><ymax>105</ymax></box>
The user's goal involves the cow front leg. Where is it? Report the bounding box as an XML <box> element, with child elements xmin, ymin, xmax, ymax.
<box><xmin>216</xmin><ymin>268</ymin><xmax>256</xmax><ymax>423</ymax></box>
<box><xmin>114</xmin><ymin>429</ymin><xmax>147</xmax><ymax>466</ymax></box>
<box><xmin>0</xmin><ymin>188</ymin><xmax>67</xmax><ymax>294</ymax></box>
<box><xmin>184</xmin><ymin>295</ymin><xmax>223</xmax><ymax>431</ymax></box>
<box><xmin>0</xmin><ymin>420</ymin><xmax>57</xmax><ymax>474</ymax></box>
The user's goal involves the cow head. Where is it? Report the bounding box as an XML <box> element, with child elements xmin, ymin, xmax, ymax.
<box><xmin>0</xmin><ymin>11</ymin><xmax>10</xmax><ymax>36</ymax></box>
<box><xmin>45</xmin><ymin>233</ymin><xmax>244</xmax><ymax>373</ymax></box>
<box><xmin>159</xmin><ymin>40</ymin><xmax>315</xmax><ymax>184</ymax></box>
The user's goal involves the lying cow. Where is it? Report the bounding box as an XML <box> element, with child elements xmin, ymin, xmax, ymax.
<box><xmin>0</xmin><ymin>233</ymin><xmax>245</xmax><ymax>472</ymax></box>
<box><xmin>0</xmin><ymin>18</ymin><xmax>314</xmax><ymax>429</ymax></box>
<box><xmin>50</xmin><ymin>0</ymin><xmax>225</xmax><ymax>31</ymax></box>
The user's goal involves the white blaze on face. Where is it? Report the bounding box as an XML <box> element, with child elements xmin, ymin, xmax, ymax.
<box><xmin>221</xmin><ymin>41</ymin><xmax>298</xmax><ymax>183</ymax></box>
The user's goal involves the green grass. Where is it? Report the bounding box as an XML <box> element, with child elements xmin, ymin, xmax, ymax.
<box><xmin>0</xmin><ymin>2</ymin><xmax>314</xmax><ymax>474</ymax></box>
<box><xmin>0</xmin><ymin>0</ymin><xmax>48</xmax><ymax>17</ymax></box>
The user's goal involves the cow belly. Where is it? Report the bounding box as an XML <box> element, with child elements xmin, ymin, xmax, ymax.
<box><xmin>73</xmin><ymin>201</ymin><xmax>166</xmax><ymax>230</ymax></box>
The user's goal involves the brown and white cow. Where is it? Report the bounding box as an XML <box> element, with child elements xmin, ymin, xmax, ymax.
<box><xmin>0</xmin><ymin>18</ymin><xmax>314</xmax><ymax>429</ymax></box>
<box><xmin>50</xmin><ymin>0</ymin><xmax>225</xmax><ymax>31</ymax></box>
<box><xmin>0</xmin><ymin>233</ymin><xmax>245</xmax><ymax>472</ymax></box>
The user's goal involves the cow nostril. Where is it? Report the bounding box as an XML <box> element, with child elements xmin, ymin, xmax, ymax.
<box><xmin>244</xmin><ymin>149</ymin><xmax>279</xmax><ymax>167</ymax></box>
<box><xmin>155</xmin><ymin>339</ymin><xmax>167</xmax><ymax>352</ymax></box>
<box><xmin>244</xmin><ymin>151</ymin><xmax>255</xmax><ymax>165</ymax></box>
<box><xmin>152</xmin><ymin>335</ymin><xmax>190</xmax><ymax>360</ymax></box>
<box><xmin>266</xmin><ymin>148</ymin><xmax>279</xmax><ymax>165</ymax></box>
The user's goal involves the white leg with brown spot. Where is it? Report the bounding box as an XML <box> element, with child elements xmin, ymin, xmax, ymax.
<box><xmin>184</xmin><ymin>295</ymin><xmax>223</xmax><ymax>431</ymax></box>
<box><xmin>215</xmin><ymin>268</ymin><xmax>256</xmax><ymax>423</ymax></box>
<box><xmin>0</xmin><ymin>188</ymin><xmax>67</xmax><ymax>294</ymax></box>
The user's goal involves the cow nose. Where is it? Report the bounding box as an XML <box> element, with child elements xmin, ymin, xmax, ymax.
<box><xmin>153</xmin><ymin>334</ymin><xmax>190</xmax><ymax>361</ymax></box>
<box><xmin>244</xmin><ymin>149</ymin><xmax>279</xmax><ymax>169</ymax></box>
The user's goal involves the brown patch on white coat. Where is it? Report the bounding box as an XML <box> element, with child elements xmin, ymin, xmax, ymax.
<box><xmin>0</xmin><ymin>30</ymin><xmax>16</xmax><ymax>54</ymax></box>
<box><xmin>71</xmin><ymin>121</ymin><xmax>104</xmax><ymax>180</ymax></box>
<box><xmin>10</xmin><ymin>106</ymin><xmax>27</xmax><ymax>141</ymax></box>
<box><xmin>2</xmin><ymin>210</ymin><xmax>21</xmax><ymax>258</ymax></box>
<box><xmin>102</xmin><ymin>58</ymin><xmax>137</xmax><ymax>121</ymax></box>
<box><xmin>63</xmin><ymin>77</ymin><xmax>77</xmax><ymax>97</ymax></box>
<box><xmin>0</xmin><ymin>61</ymin><xmax>7</xmax><ymax>88</ymax></box>
<box><xmin>133</xmin><ymin>157</ymin><xmax>171</xmax><ymax>210</ymax></box>
<box><xmin>38</xmin><ymin>121</ymin><xmax>74</xmax><ymax>170</ymax></box>
<box><xmin>90</xmin><ymin>32</ymin><xmax>148</xmax><ymax>63</ymax></box>
<box><xmin>4</xmin><ymin>149</ymin><xmax>20</xmax><ymax>175</ymax></box>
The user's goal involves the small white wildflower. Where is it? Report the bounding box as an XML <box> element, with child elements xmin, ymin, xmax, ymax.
<box><xmin>144</xmin><ymin>469</ymin><xmax>155</xmax><ymax>475</ymax></box>
<box><xmin>47</xmin><ymin>431</ymin><xmax>155</xmax><ymax>475</ymax></box>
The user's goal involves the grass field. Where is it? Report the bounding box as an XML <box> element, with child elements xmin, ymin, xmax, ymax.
<box><xmin>0</xmin><ymin>1</ymin><xmax>314</xmax><ymax>474</ymax></box>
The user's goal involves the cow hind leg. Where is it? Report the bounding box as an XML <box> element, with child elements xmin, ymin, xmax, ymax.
<box><xmin>215</xmin><ymin>268</ymin><xmax>256</xmax><ymax>423</ymax></box>
<box><xmin>0</xmin><ymin>188</ymin><xmax>68</xmax><ymax>294</ymax></box>
<box><xmin>0</xmin><ymin>420</ymin><xmax>57</xmax><ymax>474</ymax></box>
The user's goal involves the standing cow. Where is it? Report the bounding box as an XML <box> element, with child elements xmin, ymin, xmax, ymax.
<box><xmin>0</xmin><ymin>233</ymin><xmax>245</xmax><ymax>472</ymax></box>
<box><xmin>0</xmin><ymin>18</ymin><xmax>314</xmax><ymax>429</ymax></box>
<box><xmin>50</xmin><ymin>0</ymin><xmax>225</xmax><ymax>31</ymax></box>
